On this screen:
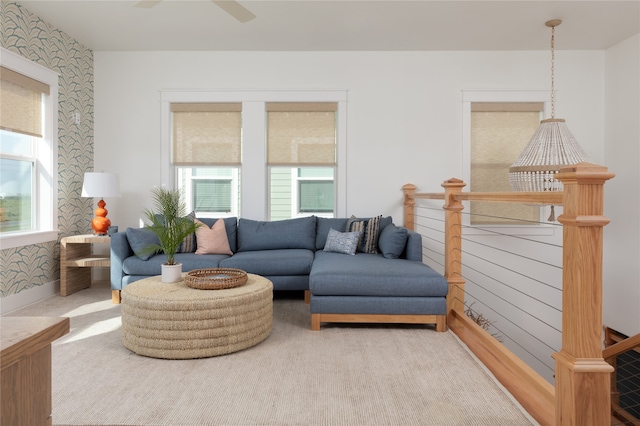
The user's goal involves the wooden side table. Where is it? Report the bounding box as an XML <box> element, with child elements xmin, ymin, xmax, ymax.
<box><xmin>60</xmin><ymin>234</ymin><xmax>110</xmax><ymax>297</ymax></box>
<box><xmin>1</xmin><ymin>316</ymin><xmax>70</xmax><ymax>426</ymax></box>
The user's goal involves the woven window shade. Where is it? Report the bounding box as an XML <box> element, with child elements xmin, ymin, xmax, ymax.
<box><xmin>0</xmin><ymin>66</ymin><xmax>50</xmax><ymax>138</ymax></box>
<box><xmin>172</xmin><ymin>103</ymin><xmax>242</xmax><ymax>165</ymax></box>
<box><xmin>470</xmin><ymin>103</ymin><xmax>543</xmax><ymax>224</ymax></box>
<box><xmin>471</xmin><ymin>107</ymin><xmax>543</xmax><ymax>166</ymax></box>
<box><xmin>471</xmin><ymin>102</ymin><xmax>544</xmax><ymax>113</ymax></box>
<box><xmin>266</xmin><ymin>102</ymin><xmax>337</xmax><ymax>166</ymax></box>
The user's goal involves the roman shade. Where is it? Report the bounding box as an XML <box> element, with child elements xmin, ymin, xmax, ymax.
<box><xmin>471</xmin><ymin>102</ymin><xmax>544</xmax><ymax>113</ymax></box>
<box><xmin>0</xmin><ymin>66</ymin><xmax>50</xmax><ymax>138</ymax></box>
<box><xmin>470</xmin><ymin>102</ymin><xmax>543</xmax><ymax>224</ymax></box>
<box><xmin>172</xmin><ymin>103</ymin><xmax>242</xmax><ymax>165</ymax></box>
<box><xmin>471</xmin><ymin>102</ymin><xmax>544</xmax><ymax>168</ymax></box>
<box><xmin>266</xmin><ymin>102</ymin><xmax>337</xmax><ymax>166</ymax></box>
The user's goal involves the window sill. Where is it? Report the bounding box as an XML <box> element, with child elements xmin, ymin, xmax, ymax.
<box><xmin>0</xmin><ymin>230</ymin><xmax>59</xmax><ymax>250</ymax></box>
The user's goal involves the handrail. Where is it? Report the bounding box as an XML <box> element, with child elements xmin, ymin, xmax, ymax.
<box><xmin>412</xmin><ymin>193</ymin><xmax>445</xmax><ymax>200</ymax></box>
<box><xmin>603</xmin><ymin>332</ymin><xmax>640</xmax><ymax>359</ymax></box>
<box><xmin>412</xmin><ymin>191</ymin><xmax>563</xmax><ymax>205</ymax></box>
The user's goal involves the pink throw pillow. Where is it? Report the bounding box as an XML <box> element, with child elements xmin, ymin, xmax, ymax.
<box><xmin>194</xmin><ymin>218</ymin><xmax>233</xmax><ymax>255</ymax></box>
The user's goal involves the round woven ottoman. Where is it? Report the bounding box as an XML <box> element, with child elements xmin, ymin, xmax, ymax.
<box><xmin>121</xmin><ymin>273</ymin><xmax>273</xmax><ymax>359</ymax></box>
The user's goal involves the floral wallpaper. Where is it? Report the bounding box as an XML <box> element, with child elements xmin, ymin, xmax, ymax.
<box><xmin>1</xmin><ymin>1</ymin><xmax>94</xmax><ymax>298</ymax></box>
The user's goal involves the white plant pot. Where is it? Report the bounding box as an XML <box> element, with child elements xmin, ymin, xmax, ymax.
<box><xmin>161</xmin><ymin>263</ymin><xmax>183</xmax><ymax>283</ymax></box>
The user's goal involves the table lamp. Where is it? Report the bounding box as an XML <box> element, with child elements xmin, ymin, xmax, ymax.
<box><xmin>81</xmin><ymin>172</ymin><xmax>120</xmax><ymax>235</ymax></box>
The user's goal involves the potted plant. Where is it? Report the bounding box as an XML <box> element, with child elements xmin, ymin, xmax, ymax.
<box><xmin>142</xmin><ymin>186</ymin><xmax>199</xmax><ymax>282</ymax></box>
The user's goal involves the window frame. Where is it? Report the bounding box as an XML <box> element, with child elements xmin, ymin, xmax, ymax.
<box><xmin>160</xmin><ymin>90</ymin><xmax>347</xmax><ymax>220</ymax></box>
<box><xmin>462</xmin><ymin>90</ymin><xmax>555</xmax><ymax>236</ymax></box>
<box><xmin>0</xmin><ymin>48</ymin><xmax>58</xmax><ymax>249</ymax></box>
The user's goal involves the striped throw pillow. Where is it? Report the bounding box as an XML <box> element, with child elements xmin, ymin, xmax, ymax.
<box><xmin>346</xmin><ymin>215</ymin><xmax>382</xmax><ymax>254</ymax></box>
<box><xmin>178</xmin><ymin>211</ymin><xmax>197</xmax><ymax>253</ymax></box>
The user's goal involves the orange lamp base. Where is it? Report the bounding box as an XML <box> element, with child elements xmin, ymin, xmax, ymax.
<box><xmin>91</xmin><ymin>199</ymin><xmax>111</xmax><ymax>235</ymax></box>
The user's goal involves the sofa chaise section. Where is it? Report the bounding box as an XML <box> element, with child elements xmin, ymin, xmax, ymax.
<box><xmin>308</xmin><ymin>230</ymin><xmax>448</xmax><ymax>331</ymax></box>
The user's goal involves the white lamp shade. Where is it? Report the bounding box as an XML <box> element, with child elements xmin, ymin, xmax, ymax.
<box><xmin>81</xmin><ymin>172</ymin><xmax>121</xmax><ymax>198</ymax></box>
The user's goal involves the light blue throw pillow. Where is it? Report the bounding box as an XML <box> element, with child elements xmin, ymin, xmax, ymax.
<box><xmin>315</xmin><ymin>217</ymin><xmax>350</xmax><ymax>250</ymax></box>
<box><xmin>323</xmin><ymin>228</ymin><xmax>361</xmax><ymax>255</ymax></box>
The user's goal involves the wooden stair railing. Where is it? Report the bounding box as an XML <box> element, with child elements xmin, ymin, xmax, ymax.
<box><xmin>403</xmin><ymin>162</ymin><xmax>615</xmax><ymax>426</ymax></box>
<box><xmin>604</xmin><ymin>332</ymin><xmax>640</xmax><ymax>360</ymax></box>
<box><xmin>604</xmin><ymin>329</ymin><xmax>640</xmax><ymax>426</ymax></box>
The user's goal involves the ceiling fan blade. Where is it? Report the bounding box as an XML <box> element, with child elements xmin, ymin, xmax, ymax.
<box><xmin>211</xmin><ymin>0</ymin><xmax>256</xmax><ymax>23</ymax></box>
<box><xmin>135</xmin><ymin>1</ymin><xmax>162</xmax><ymax>8</ymax></box>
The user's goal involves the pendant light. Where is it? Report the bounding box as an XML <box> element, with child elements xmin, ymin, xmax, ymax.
<box><xmin>508</xmin><ymin>19</ymin><xmax>591</xmax><ymax>194</ymax></box>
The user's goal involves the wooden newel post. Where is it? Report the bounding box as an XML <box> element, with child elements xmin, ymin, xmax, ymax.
<box><xmin>442</xmin><ymin>178</ymin><xmax>466</xmax><ymax>326</ymax></box>
<box><xmin>553</xmin><ymin>163</ymin><xmax>615</xmax><ymax>426</ymax></box>
<box><xmin>402</xmin><ymin>184</ymin><xmax>417</xmax><ymax>231</ymax></box>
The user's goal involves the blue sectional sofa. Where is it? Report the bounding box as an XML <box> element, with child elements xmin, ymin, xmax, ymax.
<box><xmin>110</xmin><ymin>215</ymin><xmax>448</xmax><ymax>331</ymax></box>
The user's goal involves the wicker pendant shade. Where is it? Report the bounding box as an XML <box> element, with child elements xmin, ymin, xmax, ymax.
<box><xmin>509</xmin><ymin>118</ymin><xmax>591</xmax><ymax>191</ymax></box>
<box><xmin>508</xmin><ymin>19</ymin><xmax>591</xmax><ymax>192</ymax></box>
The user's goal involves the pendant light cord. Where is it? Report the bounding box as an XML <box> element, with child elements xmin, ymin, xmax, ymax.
<box><xmin>550</xmin><ymin>24</ymin><xmax>556</xmax><ymax>119</ymax></box>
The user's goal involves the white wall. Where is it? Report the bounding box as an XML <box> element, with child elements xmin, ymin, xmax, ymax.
<box><xmin>94</xmin><ymin>50</ymin><xmax>605</xmax><ymax>230</ymax></box>
<box><xmin>604</xmin><ymin>34</ymin><xmax>640</xmax><ymax>337</ymax></box>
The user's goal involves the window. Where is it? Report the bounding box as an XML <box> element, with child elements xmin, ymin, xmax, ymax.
<box><xmin>0</xmin><ymin>131</ymin><xmax>34</xmax><ymax>232</ymax></box>
<box><xmin>470</xmin><ymin>102</ymin><xmax>543</xmax><ymax>224</ymax></box>
<box><xmin>297</xmin><ymin>168</ymin><xmax>334</xmax><ymax>214</ymax></box>
<box><xmin>462</xmin><ymin>91</ymin><xmax>554</xmax><ymax>233</ymax></box>
<box><xmin>177</xmin><ymin>167</ymin><xmax>239</xmax><ymax>217</ymax></box>
<box><xmin>0</xmin><ymin>49</ymin><xmax>58</xmax><ymax>249</ymax></box>
<box><xmin>160</xmin><ymin>90</ymin><xmax>347</xmax><ymax>221</ymax></box>
<box><xmin>269</xmin><ymin>167</ymin><xmax>334</xmax><ymax>220</ymax></box>
<box><xmin>267</xmin><ymin>102</ymin><xmax>337</xmax><ymax>220</ymax></box>
<box><xmin>171</xmin><ymin>103</ymin><xmax>241</xmax><ymax>217</ymax></box>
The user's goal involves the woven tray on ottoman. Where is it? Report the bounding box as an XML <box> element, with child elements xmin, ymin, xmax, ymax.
<box><xmin>185</xmin><ymin>268</ymin><xmax>247</xmax><ymax>290</ymax></box>
<box><xmin>121</xmin><ymin>273</ymin><xmax>273</xmax><ymax>359</ymax></box>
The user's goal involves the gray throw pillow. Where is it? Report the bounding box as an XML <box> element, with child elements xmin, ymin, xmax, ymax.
<box><xmin>378</xmin><ymin>223</ymin><xmax>408</xmax><ymax>259</ymax></box>
<box><xmin>315</xmin><ymin>217</ymin><xmax>350</xmax><ymax>250</ymax></box>
<box><xmin>126</xmin><ymin>227</ymin><xmax>161</xmax><ymax>260</ymax></box>
<box><xmin>323</xmin><ymin>228</ymin><xmax>361</xmax><ymax>255</ymax></box>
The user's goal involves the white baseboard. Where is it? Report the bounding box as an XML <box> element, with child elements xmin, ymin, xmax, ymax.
<box><xmin>0</xmin><ymin>280</ymin><xmax>59</xmax><ymax>315</ymax></box>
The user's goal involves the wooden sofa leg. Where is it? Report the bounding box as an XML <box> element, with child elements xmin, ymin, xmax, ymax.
<box><xmin>311</xmin><ymin>314</ymin><xmax>321</xmax><ymax>331</ymax></box>
<box><xmin>304</xmin><ymin>290</ymin><xmax>310</xmax><ymax>304</ymax></box>
<box><xmin>112</xmin><ymin>290</ymin><xmax>121</xmax><ymax>304</ymax></box>
<box><xmin>436</xmin><ymin>315</ymin><xmax>446</xmax><ymax>332</ymax></box>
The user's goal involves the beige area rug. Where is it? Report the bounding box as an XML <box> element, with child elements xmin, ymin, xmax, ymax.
<box><xmin>11</xmin><ymin>281</ymin><xmax>536</xmax><ymax>426</ymax></box>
